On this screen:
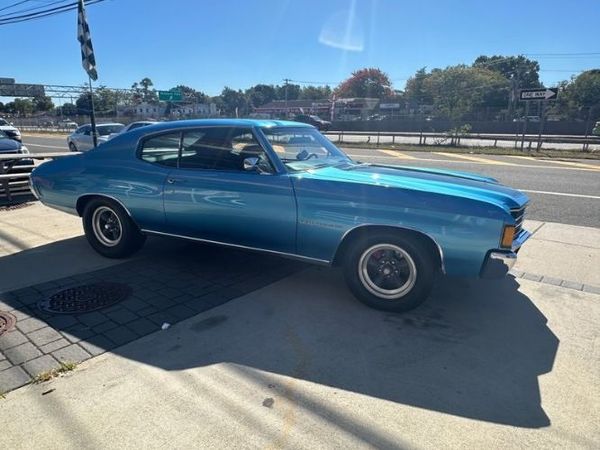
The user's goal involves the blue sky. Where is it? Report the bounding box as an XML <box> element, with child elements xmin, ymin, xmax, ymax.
<box><xmin>2</xmin><ymin>0</ymin><xmax>599</xmax><ymax>100</ymax></box>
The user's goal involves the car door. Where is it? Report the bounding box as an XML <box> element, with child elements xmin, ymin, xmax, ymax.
<box><xmin>75</xmin><ymin>125</ymin><xmax>93</xmax><ymax>151</ymax></box>
<box><xmin>162</xmin><ymin>126</ymin><xmax>297</xmax><ymax>255</ymax></box>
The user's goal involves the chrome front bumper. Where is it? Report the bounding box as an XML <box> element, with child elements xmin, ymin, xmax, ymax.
<box><xmin>481</xmin><ymin>229</ymin><xmax>531</xmax><ymax>279</ymax></box>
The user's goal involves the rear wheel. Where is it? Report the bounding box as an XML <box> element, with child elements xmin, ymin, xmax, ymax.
<box><xmin>82</xmin><ymin>198</ymin><xmax>145</xmax><ymax>258</ymax></box>
<box><xmin>343</xmin><ymin>232</ymin><xmax>437</xmax><ymax>312</ymax></box>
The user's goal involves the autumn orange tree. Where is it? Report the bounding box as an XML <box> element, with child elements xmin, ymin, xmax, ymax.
<box><xmin>334</xmin><ymin>68</ymin><xmax>394</xmax><ymax>98</ymax></box>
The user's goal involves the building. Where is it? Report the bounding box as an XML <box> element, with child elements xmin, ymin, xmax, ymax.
<box><xmin>254</xmin><ymin>99</ymin><xmax>332</xmax><ymax>119</ymax></box>
<box><xmin>170</xmin><ymin>103</ymin><xmax>218</xmax><ymax>117</ymax></box>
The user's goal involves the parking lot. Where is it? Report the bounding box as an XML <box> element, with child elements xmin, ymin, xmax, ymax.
<box><xmin>0</xmin><ymin>134</ymin><xmax>599</xmax><ymax>448</ymax></box>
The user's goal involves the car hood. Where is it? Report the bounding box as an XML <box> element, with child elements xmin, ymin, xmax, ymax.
<box><xmin>0</xmin><ymin>138</ymin><xmax>21</xmax><ymax>152</ymax></box>
<box><xmin>0</xmin><ymin>125</ymin><xmax>18</xmax><ymax>132</ymax></box>
<box><xmin>292</xmin><ymin>162</ymin><xmax>529</xmax><ymax>211</ymax></box>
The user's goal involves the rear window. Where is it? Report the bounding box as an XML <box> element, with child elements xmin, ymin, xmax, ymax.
<box><xmin>97</xmin><ymin>125</ymin><xmax>124</xmax><ymax>136</ymax></box>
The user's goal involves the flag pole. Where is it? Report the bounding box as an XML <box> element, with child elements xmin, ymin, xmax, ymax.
<box><xmin>88</xmin><ymin>76</ymin><xmax>98</xmax><ymax>148</ymax></box>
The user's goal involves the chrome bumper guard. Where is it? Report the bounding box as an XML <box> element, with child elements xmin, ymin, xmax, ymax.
<box><xmin>481</xmin><ymin>229</ymin><xmax>531</xmax><ymax>279</ymax></box>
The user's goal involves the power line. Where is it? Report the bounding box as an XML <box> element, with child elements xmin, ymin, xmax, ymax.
<box><xmin>0</xmin><ymin>0</ymin><xmax>30</xmax><ymax>14</ymax></box>
<box><xmin>0</xmin><ymin>0</ymin><xmax>70</xmax><ymax>19</ymax></box>
<box><xmin>0</xmin><ymin>0</ymin><xmax>105</xmax><ymax>25</ymax></box>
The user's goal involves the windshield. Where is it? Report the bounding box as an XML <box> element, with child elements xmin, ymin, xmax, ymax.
<box><xmin>0</xmin><ymin>119</ymin><xmax>9</xmax><ymax>126</ymax></box>
<box><xmin>97</xmin><ymin>124</ymin><xmax>124</xmax><ymax>136</ymax></box>
<box><xmin>261</xmin><ymin>127</ymin><xmax>350</xmax><ymax>171</ymax></box>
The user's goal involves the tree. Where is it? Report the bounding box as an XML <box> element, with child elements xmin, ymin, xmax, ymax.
<box><xmin>473</xmin><ymin>55</ymin><xmax>541</xmax><ymax>89</ymax></box>
<box><xmin>421</xmin><ymin>65</ymin><xmax>510</xmax><ymax>120</ymax></box>
<box><xmin>404</xmin><ymin>67</ymin><xmax>433</xmax><ymax>106</ymax></box>
<box><xmin>0</xmin><ymin>102</ymin><xmax>3</xmax><ymax>113</ymax></box>
<box><xmin>8</xmin><ymin>98</ymin><xmax>34</xmax><ymax>116</ymax></box>
<box><xmin>245</xmin><ymin>84</ymin><xmax>277</xmax><ymax>107</ymax></box>
<box><xmin>131</xmin><ymin>77</ymin><xmax>157</xmax><ymax>103</ymax></box>
<box><xmin>33</xmin><ymin>95</ymin><xmax>54</xmax><ymax>112</ymax></box>
<box><xmin>275</xmin><ymin>83</ymin><xmax>301</xmax><ymax>101</ymax></box>
<box><xmin>299</xmin><ymin>85</ymin><xmax>332</xmax><ymax>100</ymax></box>
<box><xmin>59</xmin><ymin>103</ymin><xmax>78</xmax><ymax>116</ymax></box>
<box><xmin>171</xmin><ymin>85</ymin><xmax>208</xmax><ymax>103</ymax></box>
<box><xmin>557</xmin><ymin>70</ymin><xmax>600</xmax><ymax>121</ymax></box>
<box><xmin>334</xmin><ymin>68</ymin><xmax>393</xmax><ymax>98</ymax></box>
<box><xmin>219</xmin><ymin>87</ymin><xmax>248</xmax><ymax>116</ymax></box>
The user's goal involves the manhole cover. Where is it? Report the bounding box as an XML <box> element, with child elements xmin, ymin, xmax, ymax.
<box><xmin>0</xmin><ymin>311</ymin><xmax>17</xmax><ymax>337</ymax></box>
<box><xmin>38</xmin><ymin>282</ymin><xmax>132</xmax><ymax>314</ymax></box>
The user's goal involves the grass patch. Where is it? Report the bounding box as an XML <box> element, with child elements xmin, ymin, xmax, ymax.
<box><xmin>0</xmin><ymin>391</ymin><xmax>5</xmax><ymax>400</ymax></box>
<box><xmin>337</xmin><ymin>141</ymin><xmax>600</xmax><ymax>160</ymax></box>
<box><xmin>32</xmin><ymin>361</ymin><xmax>78</xmax><ymax>384</ymax></box>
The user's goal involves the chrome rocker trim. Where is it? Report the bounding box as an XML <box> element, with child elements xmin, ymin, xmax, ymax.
<box><xmin>141</xmin><ymin>229</ymin><xmax>331</xmax><ymax>266</ymax></box>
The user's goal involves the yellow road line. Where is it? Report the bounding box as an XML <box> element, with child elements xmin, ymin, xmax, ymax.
<box><xmin>434</xmin><ymin>152</ymin><xmax>518</xmax><ymax>166</ymax></box>
<box><xmin>377</xmin><ymin>149</ymin><xmax>417</xmax><ymax>159</ymax></box>
<box><xmin>504</xmin><ymin>155</ymin><xmax>600</xmax><ymax>171</ymax></box>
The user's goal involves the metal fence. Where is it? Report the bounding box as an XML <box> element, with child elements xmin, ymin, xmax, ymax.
<box><xmin>324</xmin><ymin>131</ymin><xmax>600</xmax><ymax>152</ymax></box>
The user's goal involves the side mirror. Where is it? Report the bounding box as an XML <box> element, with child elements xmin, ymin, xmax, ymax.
<box><xmin>243</xmin><ymin>157</ymin><xmax>260</xmax><ymax>171</ymax></box>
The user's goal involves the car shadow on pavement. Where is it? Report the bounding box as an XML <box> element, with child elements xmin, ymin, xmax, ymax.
<box><xmin>116</xmin><ymin>266</ymin><xmax>558</xmax><ymax>429</ymax></box>
<box><xmin>0</xmin><ymin>237</ymin><xmax>558</xmax><ymax>430</ymax></box>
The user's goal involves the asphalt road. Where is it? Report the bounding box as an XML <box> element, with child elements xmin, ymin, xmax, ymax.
<box><xmin>22</xmin><ymin>134</ymin><xmax>600</xmax><ymax>228</ymax></box>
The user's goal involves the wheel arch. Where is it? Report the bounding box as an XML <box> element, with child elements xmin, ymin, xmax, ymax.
<box><xmin>332</xmin><ymin>225</ymin><xmax>445</xmax><ymax>273</ymax></box>
<box><xmin>76</xmin><ymin>194</ymin><xmax>135</xmax><ymax>221</ymax></box>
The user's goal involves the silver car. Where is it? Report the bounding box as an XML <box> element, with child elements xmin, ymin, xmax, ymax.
<box><xmin>67</xmin><ymin>123</ymin><xmax>124</xmax><ymax>152</ymax></box>
<box><xmin>107</xmin><ymin>121</ymin><xmax>157</xmax><ymax>140</ymax></box>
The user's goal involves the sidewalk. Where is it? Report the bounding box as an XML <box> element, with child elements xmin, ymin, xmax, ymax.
<box><xmin>1</xmin><ymin>202</ymin><xmax>599</xmax><ymax>448</ymax></box>
<box><xmin>1</xmin><ymin>268</ymin><xmax>598</xmax><ymax>449</ymax></box>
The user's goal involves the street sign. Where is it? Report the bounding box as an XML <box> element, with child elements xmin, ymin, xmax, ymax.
<box><xmin>520</xmin><ymin>88</ymin><xmax>558</xmax><ymax>101</ymax></box>
<box><xmin>0</xmin><ymin>83</ymin><xmax>45</xmax><ymax>97</ymax></box>
<box><xmin>0</xmin><ymin>78</ymin><xmax>15</xmax><ymax>85</ymax></box>
<box><xmin>158</xmin><ymin>90</ymin><xmax>183</xmax><ymax>102</ymax></box>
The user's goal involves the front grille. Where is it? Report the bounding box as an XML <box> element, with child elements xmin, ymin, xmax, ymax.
<box><xmin>511</xmin><ymin>205</ymin><xmax>527</xmax><ymax>235</ymax></box>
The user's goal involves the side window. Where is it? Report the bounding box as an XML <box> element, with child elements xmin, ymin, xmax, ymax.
<box><xmin>140</xmin><ymin>132</ymin><xmax>181</xmax><ymax>167</ymax></box>
<box><xmin>179</xmin><ymin>127</ymin><xmax>272</xmax><ymax>172</ymax></box>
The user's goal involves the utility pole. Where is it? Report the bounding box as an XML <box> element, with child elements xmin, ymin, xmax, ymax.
<box><xmin>283</xmin><ymin>78</ymin><xmax>291</xmax><ymax>118</ymax></box>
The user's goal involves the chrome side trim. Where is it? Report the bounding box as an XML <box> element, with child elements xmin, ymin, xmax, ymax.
<box><xmin>337</xmin><ymin>223</ymin><xmax>446</xmax><ymax>274</ymax></box>
<box><xmin>76</xmin><ymin>193</ymin><xmax>134</xmax><ymax>218</ymax></box>
<box><xmin>141</xmin><ymin>229</ymin><xmax>331</xmax><ymax>266</ymax></box>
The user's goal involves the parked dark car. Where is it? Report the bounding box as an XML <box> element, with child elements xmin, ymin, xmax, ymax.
<box><xmin>0</xmin><ymin>130</ymin><xmax>34</xmax><ymax>175</ymax></box>
<box><xmin>294</xmin><ymin>114</ymin><xmax>332</xmax><ymax>131</ymax></box>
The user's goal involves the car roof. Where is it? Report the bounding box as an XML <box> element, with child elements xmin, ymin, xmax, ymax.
<box><xmin>134</xmin><ymin>118</ymin><xmax>313</xmax><ymax>133</ymax></box>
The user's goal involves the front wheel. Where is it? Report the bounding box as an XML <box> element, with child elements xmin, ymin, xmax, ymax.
<box><xmin>82</xmin><ymin>198</ymin><xmax>146</xmax><ymax>258</ymax></box>
<box><xmin>343</xmin><ymin>233</ymin><xmax>437</xmax><ymax>312</ymax></box>
<box><xmin>69</xmin><ymin>142</ymin><xmax>78</xmax><ymax>152</ymax></box>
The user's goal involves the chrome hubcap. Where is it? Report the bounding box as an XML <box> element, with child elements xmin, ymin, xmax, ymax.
<box><xmin>358</xmin><ymin>243</ymin><xmax>417</xmax><ymax>300</ymax></box>
<box><xmin>92</xmin><ymin>206</ymin><xmax>122</xmax><ymax>247</ymax></box>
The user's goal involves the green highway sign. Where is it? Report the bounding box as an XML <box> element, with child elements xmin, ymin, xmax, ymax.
<box><xmin>158</xmin><ymin>90</ymin><xmax>183</xmax><ymax>102</ymax></box>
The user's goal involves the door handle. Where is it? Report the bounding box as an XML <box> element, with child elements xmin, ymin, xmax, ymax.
<box><xmin>166</xmin><ymin>178</ymin><xmax>176</xmax><ymax>184</ymax></box>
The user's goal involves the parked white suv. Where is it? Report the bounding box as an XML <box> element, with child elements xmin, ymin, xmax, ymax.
<box><xmin>0</xmin><ymin>117</ymin><xmax>22</xmax><ymax>142</ymax></box>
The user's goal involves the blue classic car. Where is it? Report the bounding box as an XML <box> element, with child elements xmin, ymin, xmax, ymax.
<box><xmin>31</xmin><ymin>119</ymin><xmax>530</xmax><ymax>312</ymax></box>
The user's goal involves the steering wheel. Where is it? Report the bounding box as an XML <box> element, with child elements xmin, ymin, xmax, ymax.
<box><xmin>305</xmin><ymin>152</ymin><xmax>319</xmax><ymax>160</ymax></box>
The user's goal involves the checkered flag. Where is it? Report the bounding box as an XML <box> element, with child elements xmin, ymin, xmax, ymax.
<box><xmin>77</xmin><ymin>0</ymin><xmax>98</xmax><ymax>80</ymax></box>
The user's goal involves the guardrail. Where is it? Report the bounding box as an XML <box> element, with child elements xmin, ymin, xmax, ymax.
<box><xmin>324</xmin><ymin>130</ymin><xmax>600</xmax><ymax>152</ymax></box>
<box><xmin>0</xmin><ymin>152</ymin><xmax>77</xmax><ymax>203</ymax></box>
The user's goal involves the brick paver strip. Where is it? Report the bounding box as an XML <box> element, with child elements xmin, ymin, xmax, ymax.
<box><xmin>0</xmin><ymin>330</ymin><xmax>28</xmax><ymax>351</ymax></box>
<box><xmin>4</xmin><ymin>342</ymin><xmax>42</xmax><ymax>365</ymax></box>
<box><xmin>0</xmin><ymin>366</ymin><xmax>30</xmax><ymax>392</ymax></box>
<box><xmin>16</xmin><ymin>317</ymin><xmax>48</xmax><ymax>334</ymax></box>
<box><xmin>52</xmin><ymin>344</ymin><xmax>91</xmax><ymax>363</ymax></box>
<box><xmin>39</xmin><ymin>338</ymin><xmax>71</xmax><ymax>354</ymax></box>
<box><xmin>22</xmin><ymin>354</ymin><xmax>61</xmax><ymax>377</ymax></box>
<box><xmin>0</xmin><ymin>247</ymin><xmax>304</xmax><ymax>393</ymax></box>
<box><xmin>28</xmin><ymin>327</ymin><xmax>64</xmax><ymax>347</ymax></box>
<box><xmin>0</xmin><ymin>359</ymin><xmax>12</xmax><ymax>371</ymax></box>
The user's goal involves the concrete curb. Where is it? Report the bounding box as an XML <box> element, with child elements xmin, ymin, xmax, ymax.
<box><xmin>510</xmin><ymin>270</ymin><xmax>600</xmax><ymax>295</ymax></box>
